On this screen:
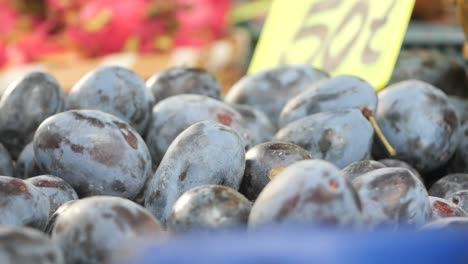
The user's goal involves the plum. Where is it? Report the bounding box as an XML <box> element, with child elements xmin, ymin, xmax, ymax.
<box><xmin>33</xmin><ymin>110</ymin><xmax>152</xmax><ymax>199</ymax></box>
<box><xmin>341</xmin><ymin>160</ymin><xmax>386</xmax><ymax>182</ymax></box>
<box><xmin>146</xmin><ymin>67</ymin><xmax>221</xmax><ymax>103</ymax></box>
<box><xmin>275</xmin><ymin>109</ymin><xmax>373</xmax><ymax>168</ymax></box>
<box><xmin>49</xmin><ymin>196</ymin><xmax>163</xmax><ymax>264</ymax></box>
<box><xmin>249</xmin><ymin>160</ymin><xmax>362</xmax><ymax>229</ymax></box>
<box><xmin>26</xmin><ymin>175</ymin><xmax>78</xmax><ymax>216</ymax></box>
<box><xmin>0</xmin><ymin>72</ymin><xmax>65</xmax><ymax>158</ymax></box>
<box><xmin>378</xmin><ymin>158</ymin><xmax>423</xmax><ymax>182</ymax></box>
<box><xmin>239</xmin><ymin>141</ymin><xmax>312</xmax><ymax>201</ymax></box>
<box><xmin>145</xmin><ymin>94</ymin><xmax>252</xmax><ymax>165</ymax></box>
<box><xmin>390</xmin><ymin>50</ymin><xmax>468</xmax><ymax>98</ymax></box>
<box><xmin>168</xmin><ymin>185</ymin><xmax>252</xmax><ymax>233</ymax></box>
<box><xmin>66</xmin><ymin>66</ymin><xmax>155</xmax><ymax>135</ymax></box>
<box><xmin>225</xmin><ymin>65</ymin><xmax>328</xmax><ymax>127</ymax></box>
<box><xmin>278</xmin><ymin>75</ymin><xmax>377</xmax><ymax>127</ymax></box>
<box><xmin>428</xmin><ymin>196</ymin><xmax>467</xmax><ymax>221</ymax></box>
<box><xmin>14</xmin><ymin>142</ymin><xmax>43</xmax><ymax>179</ymax></box>
<box><xmin>373</xmin><ymin>80</ymin><xmax>460</xmax><ymax>173</ymax></box>
<box><xmin>0</xmin><ymin>226</ymin><xmax>64</xmax><ymax>264</ymax></box>
<box><xmin>0</xmin><ymin>143</ymin><xmax>13</xmax><ymax>176</ymax></box>
<box><xmin>230</xmin><ymin>104</ymin><xmax>276</xmax><ymax>144</ymax></box>
<box><xmin>429</xmin><ymin>173</ymin><xmax>468</xmax><ymax>199</ymax></box>
<box><xmin>352</xmin><ymin>168</ymin><xmax>431</xmax><ymax>229</ymax></box>
<box><xmin>144</xmin><ymin>121</ymin><xmax>246</xmax><ymax>225</ymax></box>
<box><xmin>0</xmin><ymin>176</ymin><xmax>50</xmax><ymax>229</ymax></box>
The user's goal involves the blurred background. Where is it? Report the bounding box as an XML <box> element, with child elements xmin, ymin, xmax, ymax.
<box><xmin>0</xmin><ymin>0</ymin><xmax>466</xmax><ymax>92</ymax></box>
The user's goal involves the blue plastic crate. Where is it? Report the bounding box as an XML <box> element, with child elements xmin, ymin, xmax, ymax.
<box><xmin>120</xmin><ymin>226</ymin><xmax>468</xmax><ymax>264</ymax></box>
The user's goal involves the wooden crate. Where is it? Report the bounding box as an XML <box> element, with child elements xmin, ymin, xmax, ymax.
<box><xmin>0</xmin><ymin>29</ymin><xmax>251</xmax><ymax>95</ymax></box>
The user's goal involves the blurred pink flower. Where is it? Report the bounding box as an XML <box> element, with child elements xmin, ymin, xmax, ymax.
<box><xmin>66</xmin><ymin>0</ymin><xmax>182</xmax><ymax>56</ymax></box>
<box><xmin>0</xmin><ymin>1</ymin><xmax>20</xmax><ymax>38</ymax></box>
<box><xmin>0</xmin><ymin>0</ymin><xmax>232</xmax><ymax>66</ymax></box>
<box><xmin>175</xmin><ymin>0</ymin><xmax>231</xmax><ymax>47</ymax></box>
<box><xmin>7</xmin><ymin>21</ymin><xmax>65</xmax><ymax>64</ymax></box>
<box><xmin>46</xmin><ymin>0</ymin><xmax>90</xmax><ymax>25</ymax></box>
<box><xmin>0</xmin><ymin>42</ymin><xmax>6</xmax><ymax>67</ymax></box>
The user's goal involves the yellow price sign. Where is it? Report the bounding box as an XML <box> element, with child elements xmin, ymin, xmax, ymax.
<box><xmin>249</xmin><ymin>0</ymin><xmax>415</xmax><ymax>90</ymax></box>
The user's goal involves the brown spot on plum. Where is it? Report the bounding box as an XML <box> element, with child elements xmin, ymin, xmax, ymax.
<box><xmin>0</xmin><ymin>179</ymin><xmax>29</xmax><ymax>195</ymax></box>
<box><xmin>112</xmin><ymin>120</ymin><xmax>128</xmax><ymax>130</ymax></box>
<box><xmin>217</xmin><ymin>112</ymin><xmax>233</xmax><ymax>126</ymax></box>
<box><xmin>268</xmin><ymin>143</ymin><xmax>293</xmax><ymax>151</ymax></box>
<box><xmin>276</xmin><ymin>195</ymin><xmax>300</xmax><ymax>221</ymax></box>
<box><xmin>179</xmin><ymin>168</ymin><xmax>189</xmax><ymax>182</ymax></box>
<box><xmin>443</xmin><ymin>110</ymin><xmax>458</xmax><ymax>131</ymax></box>
<box><xmin>112</xmin><ymin>205</ymin><xmax>161</xmax><ymax>233</ymax></box>
<box><xmin>304</xmin><ymin>187</ymin><xmax>337</xmax><ymax>204</ymax></box>
<box><xmin>34</xmin><ymin>179</ymin><xmax>66</xmax><ymax>189</ymax></box>
<box><xmin>88</xmin><ymin>142</ymin><xmax>122</xmax><ymax>167</ymax></box>
<box><xmin>72</xmin><ymin>112</ymin><xmax>105</xmax><ymax>128</ymax></box>
<box><xmin>212</xmin><ymin>186</ymin><xmax>226</xmax><ymax>195</ymax></box>
<box><xmin>70</xmin><ymin>144</ymin><xmax>84</xmax><ymax>153</ymax></box>
<box><xmin>122</xmin><ymin>131</ymin><xmax>138</xmax><ymax>149</ymax></box>
<box><xmin>224</xmin><ymin>195</ymin><xmax>242</xmax><ymax>208</ymax></box>
<box><xmin>433</xmin><ymin>201</ymin><xmax>457</xmax><ymax>217</ymax></box>
<box><xmin>38</xmin><ymin>132</ymin><xmax>63</xmax><ymax>150</ymax></box>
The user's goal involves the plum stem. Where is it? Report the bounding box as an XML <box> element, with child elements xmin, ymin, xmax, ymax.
<box><xmin>361</xmin><ymin>108</ymin><xmax>397</xmax><ymax>157</ymax></box>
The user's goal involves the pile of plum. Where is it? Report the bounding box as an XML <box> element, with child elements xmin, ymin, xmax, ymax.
<box><xmin>1</xmin><ymin>50</ymin><xmax>468</xmax><ymax>263</ymax></box>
